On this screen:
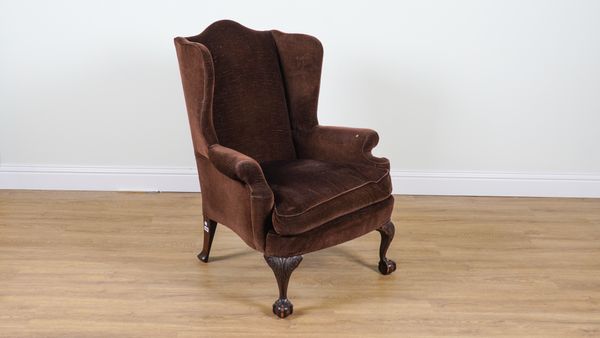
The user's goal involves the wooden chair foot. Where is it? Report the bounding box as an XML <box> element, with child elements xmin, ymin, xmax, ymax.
<box><xmin>376</xmin><ymin>221</ymin><xmax>397</xmax><ymax>275</ymax></box>
<box><xmin>272</xmin><ymin>298</ymin><xmax>294</xmax><ymax>318</ymax></box>
<box><xmin>197</xmin><ymin>217</ymin><xmax>217</xmax><ymax>263</ymax></box>
<box><xmin>378</xmin><ymin>258</ymin><xmax>397</xmax><ymax>275</ymax></box>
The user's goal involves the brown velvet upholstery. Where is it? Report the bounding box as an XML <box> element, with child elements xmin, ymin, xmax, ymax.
<box><xmin>186</xmin><ymin>21</ymin><xmax>295</xmax><ymax>163</ymax></box>
<box><xmin>175</xmin><ymin>19</ymin><xmax>397</xmax><ymax>318</ymax></box>
<box><xmin>262</xmin><ymin>160</ymin><xmax>392</xmax><ymax>236</ymax></box>
<box><xmin>265</xmin><ymin>196</ymin><xmax>394</xmax><ymax>257</ymax></box>
<box><xmin>175</xmin><ymin>19</ymin><xmax>393</xmax><ymax>257</ymax></box>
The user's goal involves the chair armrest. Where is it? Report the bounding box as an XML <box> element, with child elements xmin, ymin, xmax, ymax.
<box><xmin>294</xmin><ymin>126</ymin><xmax>390</xmax><ymax>169</ymax></box>
<box><xmin>208</xmin><ymin>144</ymin><xmax>273</xmax><ymax>198</ymax></box>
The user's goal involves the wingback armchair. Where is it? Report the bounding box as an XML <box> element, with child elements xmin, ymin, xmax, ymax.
<box><xmin>175</xmin><ymin>20</ymin><xmax>396</xmax><ymax>318</ymax></box>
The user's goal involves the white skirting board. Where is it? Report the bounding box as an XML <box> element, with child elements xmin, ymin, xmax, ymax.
<box><xmin>1</xmin><ymin>165</ymin><xmax>599</xmax><ymax>198</ymax></box>
<box><xmin>0</xmin><ymin>166</ymin><xmax>200</xmax><ymax>193</ymax></box>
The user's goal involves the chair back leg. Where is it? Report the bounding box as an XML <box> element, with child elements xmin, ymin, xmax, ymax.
<box><xmin>198</xmin><ymin>217</ymin><xmax>217</xmax><ymax>263</ymax></box>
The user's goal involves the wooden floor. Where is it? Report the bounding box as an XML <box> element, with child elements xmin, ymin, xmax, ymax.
<box><xmin>1</xmin><ymin>191</ymin><xmax>599</xmax><ymax>337</ymax></box>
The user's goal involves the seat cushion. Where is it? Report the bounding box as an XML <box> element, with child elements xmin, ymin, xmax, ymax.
<box><xmin>261</xmin><ymin>159</ymin><xmax>392</xmax><ymax>236</ymax></box>
<box><xmin>265</xmin><ymin>196</ymin><xmax>395</xmax><ymax>257</ymax></box>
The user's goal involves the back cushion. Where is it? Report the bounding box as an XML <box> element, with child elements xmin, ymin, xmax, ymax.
<box><xmin>191</xmin><ymin>20</ymin><xmax>296</xmax><ymax>162</ymax></box>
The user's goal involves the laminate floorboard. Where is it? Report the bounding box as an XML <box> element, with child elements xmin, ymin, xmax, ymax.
<box><xmin>1</xmin><ymin>190</ymin><xmax>599</xmax><ymax>337</ymax></box>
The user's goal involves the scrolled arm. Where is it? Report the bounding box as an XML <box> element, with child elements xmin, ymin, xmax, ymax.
<box><xmin>294</xmin><ymin>126</ymin><xmax>390</xmax><ymax>169</ymax></box>
<box><xmin>208</xmin><ymin>144</ymin><xmax>273</xmax><ymax>199</ymax></box>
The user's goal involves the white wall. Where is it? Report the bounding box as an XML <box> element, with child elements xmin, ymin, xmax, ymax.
<box><xmin>1</xmin><ymin>0</ymin><xmax>600</xmax><ymax>196</ymax></box>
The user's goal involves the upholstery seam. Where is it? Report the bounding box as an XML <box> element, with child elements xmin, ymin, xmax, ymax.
<box><xmin>273</xmin><ymin>192</ymin><xmax>391</xmax><ymax>236</ymax></box>
<box><xmin>265</xmin><ymin>197</ymin><xmax>394</xmax><ymax>256</ymax></box>
<box><xmin>273</xmin><ymin>168</ymin><xmax>390</xmax><ymax>218</ymax></box>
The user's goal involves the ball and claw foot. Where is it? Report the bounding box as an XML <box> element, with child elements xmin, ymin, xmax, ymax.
<box><xmin>273</xmin><ymin>298</ymin><xmax>294</xmax><ymax>318</ymax></box>
<box><xmin>265</xmin><ymin>255</ymin><xmax>302</xmax><ymax>319</ymax></box>
<box><xmin>378</xmin><ymin>258</ymin><xmax>397</xmax><ymax>275</ymax></box>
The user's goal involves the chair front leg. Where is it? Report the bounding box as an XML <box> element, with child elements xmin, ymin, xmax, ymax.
<box><xmin>264</xmin><ymin>255</ymin><xmax>303</xmax><ymax>318</ymax></box>
<box><xmin>198</xmin><ymin>217</ymin><xmax>217</xmax><ymax>263</ymax></box>
<box><xmin>376</xmin><ymin>221</ymin><xmax>397</xmax><ymax>275</ymax></box>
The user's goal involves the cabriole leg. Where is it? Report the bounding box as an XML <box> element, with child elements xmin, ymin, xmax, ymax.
<box><xmin>197</xmin><ymin>217</ymin><xmax>217</xmax><ymax>263</ymax></box>
<box><xmin>376</xmin><ymin>221</ymin><xmax>397</xmax><ymax>275</ymax></box>
<box><xmin>264</xmin><ymin>255</ymin><xmax>303</xmax><ymax>318</ymax></box>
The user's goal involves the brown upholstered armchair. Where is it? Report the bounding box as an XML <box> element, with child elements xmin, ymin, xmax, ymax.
<box><xmin>175</xmin><ymin>20</ymin><xmax>396</xmax><ymax>318</ymax></box>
